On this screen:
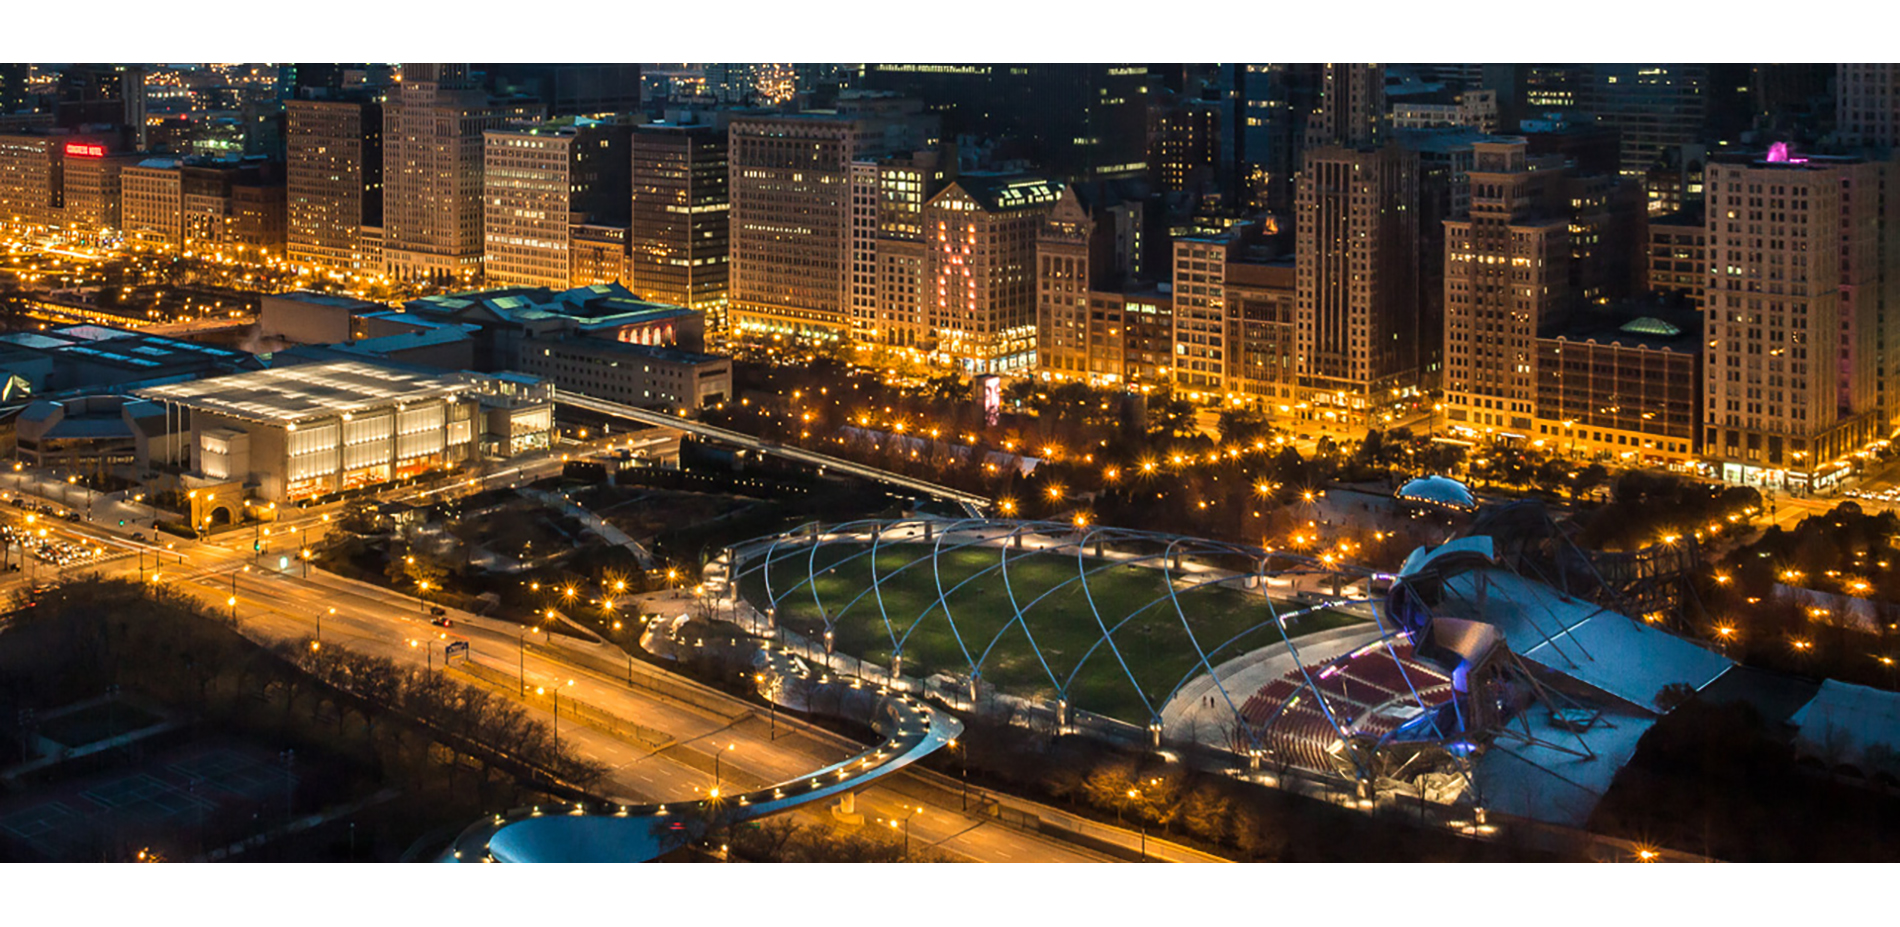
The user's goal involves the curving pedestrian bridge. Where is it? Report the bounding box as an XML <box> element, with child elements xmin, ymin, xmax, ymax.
<box><xmin>440</xmin><ymin>645</ymin><xmax>961</xmax><ymax>863</ymax></box>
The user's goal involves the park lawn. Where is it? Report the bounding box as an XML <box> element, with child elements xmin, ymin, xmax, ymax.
<box><xmin>740</xmin><ymin>541</ymin><xmax>1364</xmax><ymax>725</ymax></box>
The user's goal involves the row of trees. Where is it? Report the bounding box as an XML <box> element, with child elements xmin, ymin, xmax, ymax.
<box><xmin>727</xmin><ymin>815</ymin><xmax>953</xmax><ymax>863</ymax></box>
<box><xmin>1573</xmin><ymin>470</ymin><xmax>1761</xmax><ymax>551</ymax></box>
<box><xmin>929</xmin><ymin>713</ymin><xmax>1550</xmax><ymax>862</ymax></box>
<box><xmin>279</xmin><ymin>642</ymin><xmax>604</xmax><ymax>790</ymax></box>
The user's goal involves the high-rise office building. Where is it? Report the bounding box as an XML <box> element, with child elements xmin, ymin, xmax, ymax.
<box><xmin>1037</xmin><ymin>187</ymin><xmax>1095</xmax><ymax>379</ymax></box>
<box><xmin>1035</xmin><ymin>183</ymin><xmax>1148</xmax><ymax>383</ymax></box>
<box><xmin>1560</xmin><ymin>171</ymin><xmax>1646</xmax><ymax>305</ymax></box>
<box><xmin>0</xmin><ymin>133</ymin><xmax>63</xmax><ymax>235</ymax></box>
<box><xmin>1216</xmin><ymin>63</ymin><xmax>1321</xmax><ymax>214</ymax></box>
<box><xmin>856</xmin><ymin>64</ymin><xmax>1149</xmax><ymax>182</ymax></box>
<box><xmin>1701</xmin><ymin>150</ymin><xmax>1889</xmax><ymax>490</ymax></box>
<box><xmin>122</xmin><ymin>158</ymin><xmax>184</xmax><ymax>249</ymax></box>
<box><xmin>1171</xmin><ymin>226</ymin><xmax>1248</xmax><ymax>392</ymax></box>
<box><xmin>1442</xmin><ymin>139</ymin><xmax>1572</xmax><ymax>434</ymax></box>
<box><xmin>1150</xmin><ymin>99</ymin><xmax>1220</xmax><ymax>195</ymax></box>
<box><xmin>1646</xmin><ymin>209</ymin><xmax>1707</xmax><ymax>310</ymax></box>
<box><xmin>1309</xmin><ymin>64</ymin><xmax>1386</xmax><ymax>150</ymax></box>
<box><xmin>569</xmin><ymin>223</ymin><xmax>629</xmax><ymax>288</ymax></box>
<box><xmin>54</xmin><ymin>65</ymin><xmax>145</xmax><ymax>148</ymax></box>
<box><xmin>1225</xmin><ymin>257</ymin><xmax>1299</xmax><ymax>403</ymax></box>
<box><xmin>726</xmin><ymin>97</ymin><xmax>937</xmax><ymax>340</ymax></box>
<box><xmin>1398</xmin><ymin>128</ymin><xmax>1491</xmax><ymax>392</ymax></box>
<box><xmin>1839</xmin><ymin>64</ymin><xmax>1900</xmax><ymax>150</ymax></box>
<box><xmin>1584</xmin><ymin>64</ymin><xmax>1707</xmax><ymax>178</ymax></box>
<box><xmin>917</xmin><ymin>173</ymin><xmax>1059</xmax><ymax>374</ymax></box>
<box><xmin>477</xmin><ymin>64</ymin><xmax>642</xmax><ymax>116</ymax></box>
<box><xmin>286</xmin><ymin>97</ymin><xmax>384</xmax><ymax>277</ymax></box>
<box><xmin>628</xmin><ymin>121</ymin><xmax>729</xmax><ymax>326</ymax></box>
<box><xmin>0</xmin><ymin>65</ymin><xmax>34</xmax><ymax>116</ymax></box>
<box><xmin>60</xmin><ymin>143</ymin><xmax>140</xmax><ymax>242</ymax></box>
<box><xmin>382</xmin><ymin>63</ymin><xmax>541</xmax><ymax>283</ymax></box>
<box><xmin>1294</xmin><ymin>144</ymin><xmax>1420</xmax><ymax>425</ymax></box>
<box><xmin>851</xmin><ymin>147</ymin><xmax>950</xmax><ymax>348</ymax></box>
<box><xmin>179</xmin><ymin>160</ymin><xmax>282</xmax><ymax>258</ymax></box>
<box><xmin>483</xmin><ymin>119</ymin><xmax>631</xmax><ymax>288</ymax></box>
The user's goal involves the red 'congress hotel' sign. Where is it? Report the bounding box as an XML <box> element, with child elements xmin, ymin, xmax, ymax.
<box><xmin>64</xmin><ymin>143</ymin><xmax>105</xmax><ymax>158</ymax></box>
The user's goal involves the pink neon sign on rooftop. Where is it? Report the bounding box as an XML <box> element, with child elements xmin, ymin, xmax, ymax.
<box><xmin>1766</xmin><ymin>141</ymin><xmax>1808</xmax><ymax>164</ymax></box>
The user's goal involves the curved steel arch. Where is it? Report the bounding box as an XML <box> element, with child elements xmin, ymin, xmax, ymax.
<box><xmin>731</xmin><ymin>518</ymin><xmax>1390</xmax><ymax>740</ymax></box>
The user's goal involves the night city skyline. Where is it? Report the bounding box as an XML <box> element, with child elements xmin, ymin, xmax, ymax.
<box><xmin>0</xmin><ymin>14</ymin><xmax>1895</xmax><ymax>920</ymax></box>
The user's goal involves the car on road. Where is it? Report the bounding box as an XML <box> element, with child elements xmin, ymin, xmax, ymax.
<box><xmin>131</xmin><ymin>532</ymin><xmax>145</xmax><ymax>541</ymax></box>
<box><xmin>430</xmin><ymin>615</ymin><xmax>452</xmax><ymax>627</ymax></box>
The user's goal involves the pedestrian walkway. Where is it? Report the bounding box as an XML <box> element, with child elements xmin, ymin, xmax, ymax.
<box><xmin>520</xmin><ymin>487</ymin><xmax>655</xmax><ymax>569</ymax></box>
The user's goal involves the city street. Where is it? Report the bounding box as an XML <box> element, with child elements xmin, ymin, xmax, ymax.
<box><xmin>0</xmin><ymin>466</ymin><xmax>1199</xmax><ymax>863</ymax></box>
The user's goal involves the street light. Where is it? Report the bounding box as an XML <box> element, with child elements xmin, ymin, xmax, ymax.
<box><xmin>714</xmin><ymin>742</ymin><xmax>735</xmax><ymax>792</ymax></box>
<box><xmin>1127</xmin><ymin>788</ymin><xmax>1147</xmax><ymax>861</ymax></box>
<box><xmin>538</xmin><ymin>679</ymin><xmax>575</xmax><ymax>748</ymax></box>
<box><xmin>949</xmin><ymin>737</ymin><xmax>967</xmax><ymax>809</ymax></box>
<box><xmin>518</xmin><ymin>626</ymin><xmax>541</xmax><ymax>696</ymax></box>
<box><xmin>891</xmin><ymin>804</ymin><xmax>922</xmax><ymax>860</ymax></box>
<box><xmin>409</xmin><ymin>637</ymin><xmax>439</xmax><ymax>671</ymax></box>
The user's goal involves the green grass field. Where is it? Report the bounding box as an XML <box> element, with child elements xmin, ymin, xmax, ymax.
<box><xmin>739</xmin><ymin>541</ymin><xmax>1363</xmax><ymax>724</ymax></box>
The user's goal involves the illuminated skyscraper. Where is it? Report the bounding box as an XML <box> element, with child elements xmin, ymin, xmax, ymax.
<box><xmin>628</xmin><ymin>122</ymin><xmax>728</xmax><ymax>327</ymax></box>
<box><xmin>1309</xmin><ymin>64</ymin><xmax>1386</xmax><ymax>150</ymax></box>
<box><xmin>483</xmin><ymin>119</ymin><xmax>630</xmax><ymax>288</ymax></box>
<box><xmin>1294</xmin><ymin>144</ymin><xmax>1420</xmax><ymax>425</ymax></box>
<box><xmin>856</xmin><ymin>64</ymin><xmax>1150</xmax><ymax>182</ymax></box>
<box><xmin>286</xmin><ymin>97</ymin><xmax>383</xmax><ymax>277</ymax></box>
<box><xmin>726</xmin><ymin>96</ymin><xmax>936</xmax><ymax>341</ymax></box>
<box><xmin>1839</xmin><ymin>64</ymin><xmax>1900</xmax><ymax>150</ymax></box>
<box><xmin>1442</xmin><ymin>139</ymin><xmax>1572</xmax><ymax>434</ymax></box>
<box><xmin>918</xmin><ymin>173</ymin><xmax>1059</xmax><ymax>374</ymax></box>
<box><xmin>0</xmin><ymin>132</ymin><xmax>62</xmax><ymax>235</ymax></box>
<box><xmin>1701</xmin><ymin>150</ymin><xmax>1889</xmax><ymax>489</ymax></box>
<box><xmin>382</xmin><ymin>64</ymin><xmax>540</xmax><ymax>283</ymax></box>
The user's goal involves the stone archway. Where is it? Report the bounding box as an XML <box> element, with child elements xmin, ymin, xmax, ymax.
<box><xmin>208</xmin><ymin>505</ymin><xmax>234</xmax><ymax>527</ymax></box>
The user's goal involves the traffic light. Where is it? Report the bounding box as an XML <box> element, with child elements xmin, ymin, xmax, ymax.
<box><xmin>118</xmin><ymin>519</ymin><xmax>125</xmax><ymax>526</ymax></box>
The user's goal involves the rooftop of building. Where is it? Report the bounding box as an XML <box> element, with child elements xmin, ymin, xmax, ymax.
<box><xmin>266</xmin><ymin>290</ymin><xmax>384</xmax><ymax>310</ymax></box>
<box><xmin>1709</xmin><ymin>143</ymin><xmax>1865</xmax><ymax>170</ymax></box>
<box><xmin>485</xmin><ymin>115</ymin><xmax>627</xmax><ymax>139</ymax></box>
<box><xmin>1392</xmin><ymin>127</ymin><xmax>1500</xmax><ymax>153</ymax></box>
<box><xmin>536</xmin><ymin>337</ymin><xmax>727</xmax><ymax>367</ymax></box>
<box><xmin>938</xmin><ymin>172</ymin><xmax>1061</xmax><ymax>212</ymax></box>
<box><xmin>342</xmin><ymin>324</ymin><xmax>478</xmax><ymax>356</ymax></box>
<box><xmin>132</xmin><ymin>359</ymin><xmax>474</xmax><ymax>425</ymax></box>
<box><xmin>1649</xmin><ymin>206</ymin><xmax>1707</xmax><ymax>228</ymax></box>
<box><xmin>404</xmin><ymin>284</ymin><xmax>695</xmax><ymax>331</ymax></box>
<box><xmin>0</xmin><ymin>324</ymin><xmax>248</xmax><ymax>371</ymax></box>
<box><xmin>1223</xmin><ymin>256</ymin><xmax>1296</xmax><ymax>289</ymax></box>
<box><xmin>1538</xmin><ymin>299</ymin><xmax>1702</xmax><ymax>352</ymax></box>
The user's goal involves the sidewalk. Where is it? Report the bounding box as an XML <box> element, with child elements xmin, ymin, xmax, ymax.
<box><xmin>520</xmin><ymin>487</ymin><xmax>656</xmax><ymax>569</ymax></box>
